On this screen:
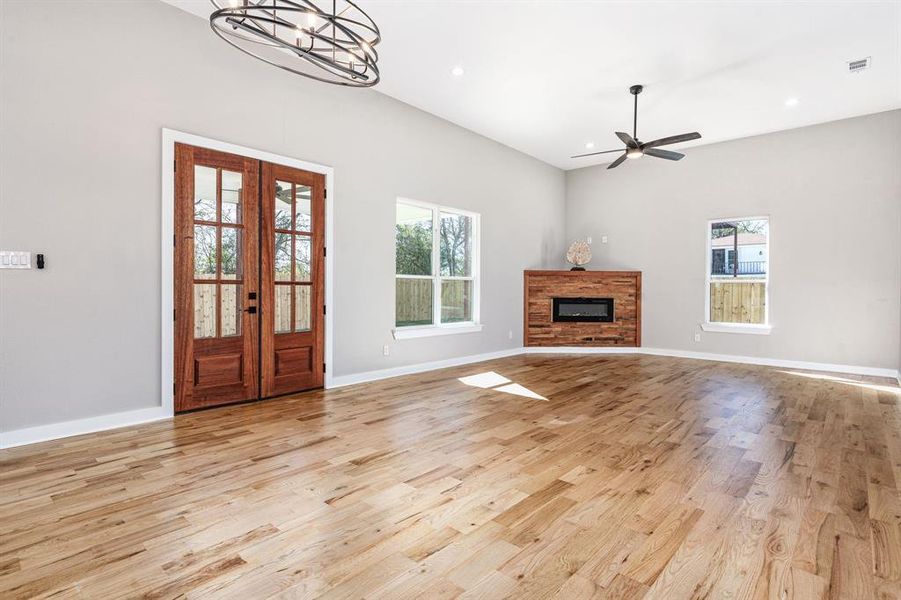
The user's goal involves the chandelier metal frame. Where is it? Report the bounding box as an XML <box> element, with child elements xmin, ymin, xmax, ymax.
<box><xmin>210</xmin><ymin>0</ymin><xmax>381</xmax><ymax>87</ymax></box>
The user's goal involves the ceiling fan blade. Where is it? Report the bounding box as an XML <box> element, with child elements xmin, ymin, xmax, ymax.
<box><xmin>607</xmin><ymin>153</ymin><xmax>628</xmax><ymax>169</ymax></box>
<box><xmin>641</xmin><ymin>132</ymin><xmax>701</xmax><ymax>149</ymax></box>
<box><xmin>644</xmin><ymin>148</ymin><xmax>685</xmax><ymax>161</ymax></box>
<box><xmin>571</xmin><ymin>148</ymin><xmax>624</xmax><ymax>158</ymax></box>
<box><xmin>615</xmin><ymin>131</ymin><xmax>638</xmax><ymax>148</ymax></box>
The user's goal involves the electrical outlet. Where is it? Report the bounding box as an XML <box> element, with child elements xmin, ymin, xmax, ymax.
<box><xmin>382</xmin><ymin>344</ymin><xmax>390</xmax><ymax>356</ymax></box>
<box><xmin>586</xmin><ymin>236</ymin><xmax>592</xmax><ymax>245</ymax></box>
<box><xmin>601</xmin><ymin>236</ymin><xmax>608</xmax><ymax>244</ymax></box>
<box><xmin>694</xmin><ymin>333</ymin><xmax>701</xmax><ymax>342</ymax></box>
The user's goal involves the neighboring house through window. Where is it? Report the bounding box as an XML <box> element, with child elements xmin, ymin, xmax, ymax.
<box><xmin>704</xmin><ymin>217</ymin><xmax>770</xmax><ymax>333</ymax></box>
<box><xmin>394</xmin><ymin>198</ymin><xmax>481</xmax><ymax>338</ymax></box>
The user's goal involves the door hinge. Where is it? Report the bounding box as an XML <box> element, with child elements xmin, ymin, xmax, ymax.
<box><xmin>174</xmin><ymin>159</ymin><xmax>177</xmax><ymax>172</ymax></box>
<box><xmin>173</xmin><ymin>382</ymin><xmax>176</xmax><ymax>395</ymax></box>
<box><xmin>323</xmin><ymin>246</ymin><xmax>327</xmax><ymax>257</ymax></box>
<box><xmin>324</xmin><ymin>188</ymin><xmax>327</xmax><ymax>199</ymax></box>
<box><xmin>323</xmin><ymin>362</ymin><xmax>326</xmax><ymax>373</ymax></box>
<box><xmin>323</xmin><ymin>305</ymin><xmax>326</xmax><ymax>315</ymax></box>
<box><xmin>173</xmin><ymin>234</ymin><xmax>176</xmax><ymax>247</ymax></box>
<box><xmin>173</xmin><ymin>309</ymin><xmax>176</xmax><ymax>321</ymax></box>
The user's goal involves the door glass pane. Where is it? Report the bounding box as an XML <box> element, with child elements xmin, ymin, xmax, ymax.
<box><xmin>395</xmin><ymin>204</ymin><xmax>433</xmax><ymax>276</ymax></box>
<box><xmin>295</xmin><ymin>285</ymin><xmax>311</xmax><ymax>332</ymax></box>
<box><xmin>395</xmin><ymin>278</ymin><xmax>433</xmax><ymax>327</ymax></box>
<box><xmin>194</xmin><ymin>225</ymin><xmax>217</xmax><ymax>279</ymax></box>
<box><xmin>221</xmin><ymin>170</ymin><xmax>242</xmax><ymax>224</ymax></box>
<box><xmin>194</xmin><ymin>166</ymin><xmax>217</xmax><ymax>221</ymax></box>
<box><xmin>275</xmin><ymin>180</ymin><xmax>293</xmax><ymax>230</ymax></box>
<box><xmin>221</xmin><ymin>227</ymin><xmax>241</xmax><ymax>280</ymax></box>
<box><xmin>441</xmin><ymin>279</ymin><xmax>472</xmax><ymax>323</ymax></box>
<box><xmin>221</xmin><ymin>284</ymin><xmax>241</xmax><ymax>337</ymax></box>
<box><xmin>274</xmin><ymin>285</ymin><xmax>291</xmax><ymax>333</ymax></box>
<box><xmin>193</xmin><ymin>284</ymin><xmax>217</xmax><ymax>338</ymax></box>
<box><xmin>294</xmin><ymin>235</ymin><xmax>311</xmax><ymax>281</ymax></box>
<box><xmin>275</xmin><ymin>232</ymin><xmax>292</xmax><ymax>281</ymax></box>
<box><xmin>440</xmin><ymin>212</ymin><xmax>473</xmax><ymax>277</ymax></box>
<box><xmin>295</xmin><ymin>185</ymin><xmax>312</xmax><ymax>231</ymax></box>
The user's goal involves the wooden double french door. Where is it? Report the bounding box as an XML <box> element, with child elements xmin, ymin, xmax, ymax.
<box><xmin>174</xmin><ymin>143</ymin><xmax>325</xmax><ymax>412</ymax></box>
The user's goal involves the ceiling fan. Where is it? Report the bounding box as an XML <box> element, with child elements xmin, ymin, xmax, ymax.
<box><xmin>572</xmin><ymin>85</ymin><xmax>701</xmax><ymax>169</ymax></box>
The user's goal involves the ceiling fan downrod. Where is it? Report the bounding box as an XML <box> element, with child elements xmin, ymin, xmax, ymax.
<box><xmin>630</xmin><ymin>84</ymin><xmax>643</xmax><ymax>140</ymax></box>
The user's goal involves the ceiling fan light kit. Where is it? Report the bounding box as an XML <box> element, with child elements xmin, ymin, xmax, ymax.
<box><xmin>209</xmin><ymin>0</ymin><xmax>381</xmax><ymax>87</ymax></box>
<box><xmin>572</xmin><ymin>84</ymin><xmax>702</xmax><ymax>169</ymax></box>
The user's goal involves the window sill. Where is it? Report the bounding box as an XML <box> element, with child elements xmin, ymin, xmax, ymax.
<box><xmin>701</xmin><ymin>322</ymin><xmax>772</xmax><ymax>335</ymax></box>
<box><xmin>393</xmin><ymin>323</ymin><xmax>483</xmax><ymax>340</ymax></box>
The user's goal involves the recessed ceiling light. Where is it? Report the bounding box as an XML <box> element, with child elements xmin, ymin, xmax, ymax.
<box><xmin>585</xmin><ymin>142</ymin><xmax>595</xmax><ymax>149</ymax></box>
<box><xmin>785</xmin><ymin>97</ymin><xmax>799</xmax><ymax>107</ymax></box>
<box><xmin>451</xmin><ymin>66</ymin><xmax>464</xmax><ymax>76</ymax></box>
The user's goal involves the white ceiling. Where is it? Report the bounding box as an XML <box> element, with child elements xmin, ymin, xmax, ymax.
<box><xmin>165</xmin><ymin>1</ymin><xmax>901</xmax><ymax>170</ymax></box>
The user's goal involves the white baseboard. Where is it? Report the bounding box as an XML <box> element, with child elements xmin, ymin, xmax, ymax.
<box><xmin>328</xmin><ymin>347</ymin><xmax>524</xmax><ymax>388</ymax></box>
<box><xmin>1</xmin><ymin>406</ymin><xmax>171</xmax><ymax>450</ymax></box>
<box><xmin>522</xmin><ymin>346</ymin><xmax>899</xmax><ymax>379</ymax></box>
<box><xmin>639</xmin><ymin>347</ymin><xmax>899</xmax><ymax>378</ymax></box>
<box><xmin>3</xmin><ymin>346</ymin><xmax>897</xmax><ymax>450</ymax></box>
<box><xmin>521</xmin><ymin>346</ymin><xmax>642</xmax><ymax>355</ymax></box>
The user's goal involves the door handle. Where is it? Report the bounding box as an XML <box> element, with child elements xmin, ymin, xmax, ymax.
<box><xmin>245</xmin><ymin>306</ymin><xmax>257</xmax><ymax>314</ymax></box>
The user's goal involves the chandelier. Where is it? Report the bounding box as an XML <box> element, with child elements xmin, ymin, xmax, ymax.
<box><xmin>210</xmin><ymin>0</ymin><xmax>380</xmax><ymax>87</ymax></box>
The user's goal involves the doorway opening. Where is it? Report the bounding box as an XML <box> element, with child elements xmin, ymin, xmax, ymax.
<box><xmin>162</xmin><ymin>132</ymin><xmax>334</xmax><ymax>413</ymax></box>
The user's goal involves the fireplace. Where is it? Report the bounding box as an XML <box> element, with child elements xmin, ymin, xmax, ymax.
<box><xmin>552</xmin><ymin>297</ymin><xmax>615</xmax><ymax>322</ymax></box>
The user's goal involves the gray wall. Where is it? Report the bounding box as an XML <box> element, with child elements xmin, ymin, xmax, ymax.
<box><xmin>0</xmin><ymin>0</ymin><xmax>564</xmax><ymax>432</ymax></box>
<box><xmin>566</xmin><ymin>110</ymin><xmax>901</xmax><ymax>370</ymax></box>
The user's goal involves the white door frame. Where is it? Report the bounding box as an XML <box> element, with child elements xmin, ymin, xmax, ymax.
<box><xmin>160</xmin><ymin>128</ymin><xmax>336</xmax><ymax>417</ymax></box>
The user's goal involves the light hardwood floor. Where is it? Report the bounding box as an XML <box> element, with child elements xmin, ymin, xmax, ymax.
<box><xmin>2</xmin><ymin>354</ymin><xmax>901</xmax><ymax>599</ymax></box>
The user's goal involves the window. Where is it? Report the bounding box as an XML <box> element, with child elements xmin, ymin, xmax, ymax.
<box><xmin>703</xmin><ymin>217</ymin><xmax>770</xmax><ymax>333</ymax></box>
<box><xmin>395</xmin><ymin>199</ymin><xmax>480</xmax><ymax>338</ymax></box>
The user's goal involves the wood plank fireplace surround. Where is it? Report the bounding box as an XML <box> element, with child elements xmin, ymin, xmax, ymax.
<box><xmin>524</xmin><ymin>270</ymin><xmax>642</xmax><ymax>347</ymax></box>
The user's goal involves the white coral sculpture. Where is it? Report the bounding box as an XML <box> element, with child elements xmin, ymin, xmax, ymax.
<box><xmin>566</xmin><ymin>240</ymin><xmax>592</xmax><ymax>267</ymax></box>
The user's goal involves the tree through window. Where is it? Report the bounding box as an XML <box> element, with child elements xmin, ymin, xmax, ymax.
<box><xmin>395</xmin><ymin>200</ymin><xmax>479</xmax><ymax>328</ymax></box>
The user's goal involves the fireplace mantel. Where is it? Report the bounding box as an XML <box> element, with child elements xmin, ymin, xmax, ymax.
<box><xmin>523</xmin><ymin>270</ymin><xmax>642</xmax><ymax>347</ymax></box>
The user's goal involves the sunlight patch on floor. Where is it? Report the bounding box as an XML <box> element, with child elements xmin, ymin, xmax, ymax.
<box><xmin>494</xmin><ymin>383</ymin><xmax>547</xmax><ymax>400</ymax></box>
<box><xmin>458</xmin><ymin>371</ymin><xmax>548</xmax><ymax>401</ymax></box>
<box><xmin>778</xmin><ymin>370</ymin><xmax>901</xmax><ymax>395</ymax></box>
<box><xmin>458</xmin><ymin>371</ymin><xmax>512</xmax><ymax>389</ymax></box>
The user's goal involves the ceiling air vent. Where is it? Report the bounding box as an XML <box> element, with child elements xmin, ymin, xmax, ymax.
<box><xmin>847</xmin><ymin>57</ymin><xmax>871</xmax><ymax>74</ymax></box>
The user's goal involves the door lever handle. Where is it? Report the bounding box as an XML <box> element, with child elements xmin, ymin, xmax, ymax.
<box><xmin>245</xmin><ymin>306</ymin><xmax>257</xmax><ymax>314</ymax></box>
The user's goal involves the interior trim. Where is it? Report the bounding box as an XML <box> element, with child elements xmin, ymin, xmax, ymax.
<box><xmin>328</xmin><ymin>347</ymin><xmax>522</xmax><ymax>387</ymax></box>
<box><xmin>636</xmin><ymin>347</ymin><xmax>895</xmax><ymax>377</ymax></box>
<box><xmin>392</xmin><ymin>323</ymin><xmax>484</xmax><ymax>339</ymax></box>
<box><xmin>0</xmin><ymin>407</ymin><xmax>170</xmax><ymax>450</ymax></box>
<box><xmin>700</xmin><ymin>322</ymin><xmax>772</xmax><ymax>335</ymax></box>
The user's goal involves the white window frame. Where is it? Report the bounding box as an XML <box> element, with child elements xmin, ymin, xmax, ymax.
<box><xmin>702</xmin><ymin>215</ymin><xmax>772</xmax><ymax>335</ymax></box>
<box><xmin>393</xmin><ymin>197</ymin><xmax>482</xmax><ymax>340</ymax></box>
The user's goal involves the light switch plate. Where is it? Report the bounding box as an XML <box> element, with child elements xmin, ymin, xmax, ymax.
<box><xmin>0</xmin><ymin>251</ymin><xmax>32</xmax><ymax>269</ymax></box>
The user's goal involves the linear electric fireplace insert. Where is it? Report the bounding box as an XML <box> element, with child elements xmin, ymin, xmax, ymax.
<box><xmin>552</xmin><ymin>297</ymin><xmax>615</xmax><ymax>322</ymax></box>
